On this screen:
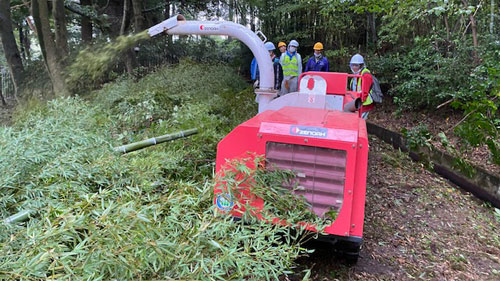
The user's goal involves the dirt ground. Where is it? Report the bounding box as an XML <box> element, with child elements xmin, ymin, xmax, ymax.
<box><xmin>0</xmin><ymin>98</ymin><xmax>15</xmax><ymax>126</ymax></box>
<box><xmin>292</xmin><ymin>136</ymin><xmax>500</xmax><ymax>280</ymax></box>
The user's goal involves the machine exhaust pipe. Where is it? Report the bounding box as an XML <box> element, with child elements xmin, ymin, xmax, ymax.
<box><xmin>147</xmin><ymin>15</ymin><xmax>276</xmax><ymax>113</ymax></box>
<box><xmin>343</xmin><ymin>98</ymin><xmax>362</xmax><ymax>113</ymax></box>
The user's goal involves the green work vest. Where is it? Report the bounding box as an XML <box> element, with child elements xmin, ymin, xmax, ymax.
<box><xmin>282</xmin><ymin>54</ymin><xmax>299</xmax><ymax>76</ymax></box>
<box><xmin>352</xmin><ymin>68</ymin><xmax>373</xmax><ymax>106</ymax></box>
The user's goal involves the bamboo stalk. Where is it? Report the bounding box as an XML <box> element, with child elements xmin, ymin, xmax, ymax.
<box><xmin>114</xmin><ymin>128</ymin><xmax>198</xmax><ymax>154</ymax></box>
<box><xmin>4</xmin><ymin>210</ymin><xmax>32</xmax><ymax>224</ymax></box>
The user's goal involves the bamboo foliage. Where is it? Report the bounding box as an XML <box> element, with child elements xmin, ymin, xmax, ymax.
<box><xmin>0</xmin><ymin>62</ymin><xmax>313</xmax><ymax>280</ymax></box>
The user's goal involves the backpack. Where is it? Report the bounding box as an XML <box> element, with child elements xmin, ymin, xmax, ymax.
<box><xmin>370</xmin><ymin>75</ymin><xmax>383</xmax><ymax>103</ymax></box>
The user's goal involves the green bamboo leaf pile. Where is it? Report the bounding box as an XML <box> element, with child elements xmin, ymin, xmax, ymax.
<box><xmin>0</xmin><ymin>61</ymin><xmax>314</xmax><ymax>280</ymax></box>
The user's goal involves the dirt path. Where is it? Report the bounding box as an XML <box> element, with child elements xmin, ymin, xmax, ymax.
<box><xmin>294</xmin><ymin>136</ymin><xmax>500</xmax><ymax>280</ymax></box>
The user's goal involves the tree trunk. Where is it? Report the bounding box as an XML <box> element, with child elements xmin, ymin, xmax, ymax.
<box><xmin>24</xmin><ymin>25</ymin><xmax>30</xmax><ymax>59</ymax></box>
<box><xmin>164</xmin><ymin>0</ymin><xmax>170</xmax><ymax>19</ymax></box>
<box><xmin>81</xmin><ymin>0</ymin><xmax>93</xmax><ymax>43</ymax></box>
<box><xmin>53</xmin><ymin>0</ymin><xmax>69</xmax><ymax>59</ymax></box>
<box><xmin>365</xmin><ymin>13</ymin><xmax>369</xmax><ymax>48</ymax></box>
<box><xmin>0</xmin><ymin>0</ymin><xmax>24</xmax><ymax>100</ymax></box>
<box><xmin>239</xmin><ymin>2</ymin><xmax>247</xmax><ymax>26</ymax></box>
<box><xmin>120</xmin><ymin>0</ymin><xmax>131</xmax><ymax>35</ymax></box>
<box><xmin>33</xmin><ymin>0</ymin><xmax>68</xmax><ymax>96</ymax></box>
<box><xmin>19</xmin><ymin>24</ymin><xmax>26</xmax><ymax>60</ymax></box>
<box><xmin>0</xmin><ymin>85</ymin><xmax>6</xmax><ymax>106</ymax></box>
<box><xmin>131</xmin><ymin>0</ymin><xmax>145</xmax><ymax>31</ymax></box>
<box><xmin>164</xmin><ymin>0</ymin><xmax>173</xmax><ymax>46</ymax></box>
<box><xmin>369</xmin><ymin>12</ymin><xmax>377</xmax><ymax>45</ymax></box>
<box><xmin>469</xmin><ymin>10</ymin><xmax>479</xmax><ymax>50</ymax></box>
<box><xmin>250</xmin><ymin>4</ymin><xmax>255</xmax><ymax>32</ymax></box>
<box><xmin>462</xmin><ymin>0</ymin><xmax>479</xmax><ymax>64</ymax></box>
<box><xmin>491</xmin><ymin>0</ymin><xmax>495</xmax><ymax>34</ymax></box>
<box><xmin>444</xmin><ymin>14</ymin><xmax>450</xmax><ymax>42</ymax></box>
<box><xmin>120</xmin><ymin>0</ymin><xmax>137</xmax><ymax>75</ymax></box>
<box><xmin>228</xmin><ymin>0</ymin><xmax>233</xmax><ymax>22</ymax></box>
<box><xmin>31</xmin><ymin>0</ymin><xmax>46</xmax><ymax>62</ymax></box>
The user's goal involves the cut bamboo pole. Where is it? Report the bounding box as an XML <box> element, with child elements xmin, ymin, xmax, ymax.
<box><xmin>4</xmin><ymin>210</ymin><xmax>32</xmax><ymax>224</ymax></box>
<box><xmin>114</xmin><ymin>128</ymin><xmax>198</xmax><ymax>154</ymax></box>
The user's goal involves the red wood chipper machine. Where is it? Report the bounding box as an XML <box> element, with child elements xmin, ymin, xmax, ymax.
<box><xmin>148</xmin><ymin>15</ymin><xmax>370</xmax><ymax>263</ymax></box>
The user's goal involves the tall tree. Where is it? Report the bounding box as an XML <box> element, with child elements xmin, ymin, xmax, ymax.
<box><xmin>462</xmin><ymin>0</ymin><xmax>479</xmax><ymax>64</ymax></box>
<box><xmin>0</xmin><ymin>0</ymin><xmax>25</xmax><ymax>100</ymax></box>
<box><xmin>131</xmin><ymin>0</ymin><xmax>145</xmax><ymax>31</ymax></box>
<box><xmin>18</xmin><ymin>22</ymin><xmax>30</xmax><ymax>60</ymax></box>
<box><xmin>490</xmin><ymin>0</ymin><xmax>495</xmax><ymax>34</ymax></box>
<box><xmin>80</xmin><ymin>0</ymin><xmax>93</xmax><ymax>43</ymax></box>
<box><xmin>53</xmin><ymin>0</ymin><xmax>68</xmax><ymax>58</ymax></box>
<box><xmin>31</xmin><ymin>0</ymin><xmax>67</xmax><ymax>96</ymax></box>
<box><xmin>0</xmin><ymin>84</ymin><xmax>6</xmax><ymax>106</ymax></box>
<box><xmin>120</xmin><ymin>0</ymin><xmax>137</xmax><ymax>74</ymax></box>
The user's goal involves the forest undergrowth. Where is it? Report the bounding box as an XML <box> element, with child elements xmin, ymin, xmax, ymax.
<box><xmin>0</xmin><ymin>61</ymin><xmax>317</xmax><ymax>280</ymax></box>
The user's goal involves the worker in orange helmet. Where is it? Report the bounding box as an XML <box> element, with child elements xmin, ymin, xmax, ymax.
<box><xmin>304</xmin><ymin>42</ymin><xmax>329</xmax><ymax>72</ymax></box>
<box><xmin>278</xmin><ymin>42</ymin><xmax>287</xmax><ymax>54</ymax></box>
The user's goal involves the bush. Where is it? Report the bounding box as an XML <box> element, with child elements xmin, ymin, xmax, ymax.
<box><xmin>372</xmin><ymin>36</ymin><xmax>475</xmax><ymax>111</ymax></box>
<box><xmin>452</xmin><ymin>41</ymin><xmax>500</xmax><ymax>164</ymax></box>
<box><xmin>0</xmin><ymin>61</ymin><xmax>312</xmax><ymax>280</ymax></box>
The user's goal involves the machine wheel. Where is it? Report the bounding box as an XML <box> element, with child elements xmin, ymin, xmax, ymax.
<box><xmin>312</xmin><ymin>234</ymin><xmax>362</xmax><ymax>265</ymax></box>
<box><xmin>343</xmin><ymin>248</ymin><xmax>360</xmax><ymax>265</ymax></box>
<box><xmin>334</xmin><ymin>239</ymin><xmax>362</xmax><ymax>266</ymax></box>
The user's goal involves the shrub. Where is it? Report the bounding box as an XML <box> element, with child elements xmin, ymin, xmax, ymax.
<box><xmin>0</xmin><ymin>61</ymin><xmax>312</xmax><ymax>280</ymax></box>
<box><xmin>372</xmin><ymin>37</ymin><xmax>475</xmax><ymax>111</ymax></box>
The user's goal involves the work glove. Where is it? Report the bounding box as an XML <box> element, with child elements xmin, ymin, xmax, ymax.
<box><xmin>361</xmin><ymin>91</ymin><xmax>369</xmax><ymax>102</ymax></box>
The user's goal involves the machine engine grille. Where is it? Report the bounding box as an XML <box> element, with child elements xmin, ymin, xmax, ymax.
<box><xmin>265</xmin><ymin>142</ymin><xmax>347</xmax><ymax>218</ymax></box>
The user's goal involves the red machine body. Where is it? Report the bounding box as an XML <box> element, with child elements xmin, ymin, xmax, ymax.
<box><xmin>214</xmin><ymin>72</ymin><xmax>369</xmax><ymax>258</ymax></box>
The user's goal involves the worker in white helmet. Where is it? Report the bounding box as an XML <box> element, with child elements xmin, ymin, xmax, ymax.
<box><xmin>279</xmin><ymin>39</ymin><xmax>302</xmax><ymax>94</ymax></box>
<box><xmin>344</xmin><ymin>53</ymin><xmax>374</xmax><ymax>119</ymax></box>
<box><xmin>251</xmin><ymin>42</ymin><xmax>283</xmax><ymax>90</ymax></box>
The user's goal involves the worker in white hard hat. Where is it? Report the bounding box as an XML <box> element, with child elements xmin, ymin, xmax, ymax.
<box><xmin>251</xmin><ymin>42</ymin><xmax>283</xmax><ymax>90</ymax></box>
<box><xmin>279</xmin><ymin>39</ymin><xmax>302</xmax><ymax>94</ymax></box>
<box><xmin>343</xmin><ymin>53</ymin><xmax>374</xmax><ymax>119</ymax></box>
<box><xmin>304</xmin><ymin>42</ymin><xmax>329</xmax><ymax>72</ymax></box>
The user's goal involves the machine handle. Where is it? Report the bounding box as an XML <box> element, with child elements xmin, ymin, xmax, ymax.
<box><xmin>255</xmin><ymin>31</ymin><xmax>267</xmax><ymax>43</ymax></box>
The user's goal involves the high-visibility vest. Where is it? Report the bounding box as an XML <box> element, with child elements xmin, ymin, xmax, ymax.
<box><xmin>282</xmin><ymin>54</ymin><xmax>300</xmax><ymax>77</ymax></box>
<box><xmin>351</xmin><ymin>68</ymin><xmax>373</xmax><ymax>106</ymax></box>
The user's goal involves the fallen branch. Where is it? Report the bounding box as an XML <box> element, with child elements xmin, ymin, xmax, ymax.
<box><xmin>446</xmin><ymin>95</ymin><xmax>497</xmax><ymax>132</ymax></box>
<box><xmin>447</xmin><ymin>110</ymin><xmax>476</xmax><ymax>133</ymax></box>
<box><xmin>436</xmin><ymin>98</ymin><xmax>454</xmax><ymax>109</ymax></box>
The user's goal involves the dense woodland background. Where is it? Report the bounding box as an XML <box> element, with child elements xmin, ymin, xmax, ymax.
<box><xmin>0</xmin><ymin>0</ymin><xmax>499</xmax><ymax>163</ymax></box>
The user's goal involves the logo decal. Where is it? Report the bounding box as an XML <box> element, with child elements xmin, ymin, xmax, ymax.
<box><xmin>199</xmin><ymin>24</ymin><xmax>219</xmax><ymax>31</ymax></box>
<box><xmin>216</xmin><ymin>193</ymin><xmax>234</xmax><ymax>211</ymax></box>
<box><xmin>290</xmin><ymin>125</ymin><xmax>327</xmax><ymax>138</ymax></box>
